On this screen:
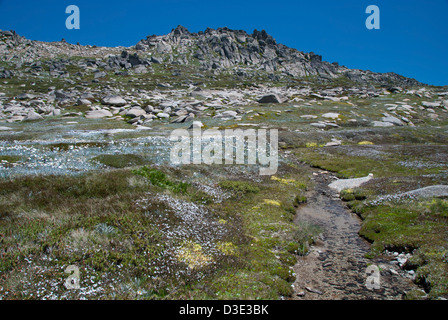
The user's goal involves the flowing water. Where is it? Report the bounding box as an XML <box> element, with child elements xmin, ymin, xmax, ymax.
<box><xmin>291</xmin><ymin>170</ymin><xmax>419</xmax><ymax>300</ymax></box>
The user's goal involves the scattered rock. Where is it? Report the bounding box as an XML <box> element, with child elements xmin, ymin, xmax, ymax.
<box><xmin>189</xmin><ymin>121</ymin><xmax>204</xmax><ymax>129</ymax></box>
<box><xmin>23</xmin><ymin>110</ymin><xmax>43</xmax><ymax>121</ymax></box>
<box><xmin>126</xmin><ymin>107</ymin><xmax>146</xmax><ymax>118</ymax></box>
<box><xmin>381</xmin><ymin>116</ymin><xmax>404</xmax><ymax>126</ymax></box>
<box><xmin>157</xmin><ymin>112</ymin><xmax>170</xmax><ymax>119</ymax></box>
<box><xmin>395</xmin><ymin>185</ymin><xmax>448</xmax><ymax>199</ymax></box>
<box><xmin>101</xmin><ymin>95</ymin><xmax>127</xmax><ymax>107</ymax></box>
<box><xmin>300</xmin><ymin>115</ymin><xmax>318</xmax><ymax>119</ymax></box>
<box><xmin>372</xmin><ymin>121</ymin><xmax>394</xmax><ymax>127</ymax></box>
<box><xmin>325</xmin><ymin>138</ymin><xmax>342</xmax><ymax>147</ymax></box>
<box><xmin>322</xmin><ymin>112</ymin><xmax>340</xmax><ymax>119</ymax></box>
<box><xmin>257</xmin><ymin>94</ymin><xmax>287</xmax><ymax>104</ymax></box>
<box><xmin>422</xmin><ymin>101</ymin><xmax>441</xmax><ymax>108</ymax></box>
<box><xmin>85</xmin><ymin>109</ymin><xmax>113</xmax><ymax>119</ymax></box>
<box><xmin>310</xmin><ymin>122</ymin><xmax>327</xmax><ymax>129</ymax></box>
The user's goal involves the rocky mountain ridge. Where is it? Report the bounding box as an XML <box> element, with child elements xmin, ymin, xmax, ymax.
<box><xmin>1</xmin><ymin>25</ymin><xmax>446</xmax><ymax>128</ymax></box>
<box><xmin>1</xmin><ymin>26</ymin><xmax>422</xmax><ymax>87</ymax></box>
<box><xmin>136</xmin><ymin>25</ymin><xmax>421</xmax><ymax>86</ymax></box>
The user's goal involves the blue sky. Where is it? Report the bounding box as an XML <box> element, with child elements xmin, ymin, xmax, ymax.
<box><xmin>0</xmin><ymin>0</ymin><xmax>447</xmax><ymax>86</ymax></box>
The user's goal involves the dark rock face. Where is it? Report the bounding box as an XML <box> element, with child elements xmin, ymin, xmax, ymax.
<box><xmin>134</xmin><ymin>26</ymin><xmax>421</xmax><ymax>86</ymax></box>
<box><xmin>258</xmin><ymin>94</ymin><xmax>287</xmax><ymax>104</ymax></box>
<box><xmin>0</xmin><ymin>69</ymin><xmax>13</xmax><ymax>79</ymax></box>
<box><xmin>107</xmin><ymin>51</ymin><xmax>150</xmax><ymax>69</ymax></box>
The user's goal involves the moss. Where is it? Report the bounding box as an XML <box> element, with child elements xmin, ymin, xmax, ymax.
<box><xmin>176</xmin><ymin>240</ymin><xmax>213</xmax><ymax>270</ymax></box>
<box><xmin>218</xmin><ymin>180</ymin><xmax>260</xmax><ymax>194</ymax></box>
<box><xmin>356</xmin><ymin>199</ymin><xmax>448</xmax><ymax>298</ymax></box>
<box><xmin>358</xmin><ymin>141</ymin><xmax>374</xmax><ymax>145</ymax></box>
<box><xmin>293</xmin><ymin>194</ymin><xmax>307</xmax><ymax>206</ymax></box>
<box><xmin>263</xmin><ymin>199</ymin><xmax>281</xmax><ymax>207</ymax></box>
<box><xmin>340</xmin><ymin>188</ymin><xmax>368</xmax><ymax>202</ymax></box>
<box><xmin>65</xmin><ymin>104</ymin><xmax>91</xmax><ymax>113</ymax></box>
<box><xmin>340</xmin><ymin>189</ymin><xmax>356</xmax><ymax>201</ymax></box>
<box><xmin>132</xmin><ymin>166</ymin><xmax>189</xmax><ymax>193</ymax></box>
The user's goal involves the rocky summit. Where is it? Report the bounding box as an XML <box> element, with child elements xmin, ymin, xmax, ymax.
<box><xmin>136</xmin><ymin>25</ymin><xmax>420</xmax><ymax>85</ymax></box>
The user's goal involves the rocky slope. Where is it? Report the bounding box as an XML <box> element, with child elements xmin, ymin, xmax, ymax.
<box><xmin>0</xmin><ymin>26</ymin><xmax>446</xmax><ymax>128</ymax></box>
<box><xmin>2</xmin><ymin>26</ymin><xmax>422</xmax><ymax>86</ymax></box>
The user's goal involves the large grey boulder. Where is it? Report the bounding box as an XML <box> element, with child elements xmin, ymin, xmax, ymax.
<box><xmin>213</xmin><ymin>110</ymin><xmax>238</xmax><ymax>120</ymax></box>
<box><xmin>85</xmin><ymin>109</ymin><xmax>113</xmax><ymax>119</ymax></box>
<box><xmin>23</xmin><ymin>111</ymin><xmax>44</xmax><ymax>121</ymax></box>
<box><xmin>151</xmin><ymin>56</ymin><xmax>162</xmax><ymax>64</ymax></box>
<box><xmin>144</xmin><ymin>105</ymin><xmax>154</xmax><ymax>113</ymax></box>
<box><xmin>422</xmin><ymin>101</ymin><xmax>441</xmax><ymax>108</ymax></box>
<box><xmin>310</xmin><ymin>122</ymin><xmax>327</xmax><ymax>129</ymax></box>
<box><xmin>372</xmin><ymin>121</ymin><xmax>394</xmax><ymax>127</ymax></box>
<box><xmin>16</xmin><ymin>93</ymin><xmax>35</xmax><ymax>100</ymax></box>
<box><xmin>257</xmin><ymin>94</ymin><xmax>287</xmax><ymax>104</ymax></box>
<box><xmin>126</xmin><ymin>107</ymin><xmax>146</xmax><ymax>118</ymax></box>
<box><xmin>322</xmin><ymin>112</ymin><xmax>340</xmax><ymax>119</ymax></box>
<box><xmin>76</xmin><ymin>98</ymin><xmax>92</xmax><ymax>105</ymax></box>
<box><xmin>157</xmin><ymin>112</ymin><xmax>170</xmax><ymax>119</ymax></box>
<box><xmin>381</xmin><ymin>116</ymin><xmax>404</xmax><ymax>126</ymax></box>
<box><xmin>170</xmin><ymin>115</ymin><xmax>189</xmax><ymax>123</ymax></box>
<box><xmin>94</xmin><ymin>71</ymin><xmax>107</xmax><ymax>79</ymax></box>
<box><xmin>101</xmin><ymin>95</ymin><xmax>127</xmax><ymax>107</ymax></box>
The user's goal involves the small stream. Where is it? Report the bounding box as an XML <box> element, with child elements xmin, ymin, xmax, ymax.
<box><xmin>291</xmin><ymin>169</ymin><xmax>419</xmax><ymax>300</ymax></box>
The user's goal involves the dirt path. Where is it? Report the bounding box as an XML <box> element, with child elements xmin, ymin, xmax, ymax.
<box><xmin>290</xmin><ymin>170</ymin><xmax>419</xmax><ymax>300</ymax></box>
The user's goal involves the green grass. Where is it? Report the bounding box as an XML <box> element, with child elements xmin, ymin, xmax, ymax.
<box><xmin>353</xmin><ymin>199</ymin><xmax>448</xmax><ymax>299</ymax></box>
<box><xmin>218</xmin><ymin>180</ymin><xmax>260</xmax><ymax>195</ymax></box>
<box><xmin>132</xmin><ymin>166</ymin><xmax>190</xmax><ymax>194</ymax></box>
<box><xmin>182</xmin><ymin>164</ymin><xmax>313</xmax><ymax>299</ymax></box>
<box><xmin>0</xmin><ymin>161</ymin><xmax>313</xmax><ymax>300</ymax></box>
<box><xmin>295</xmin><ymin>144</ymin><xmax>448</xmax><ymax>179</ymax></box>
